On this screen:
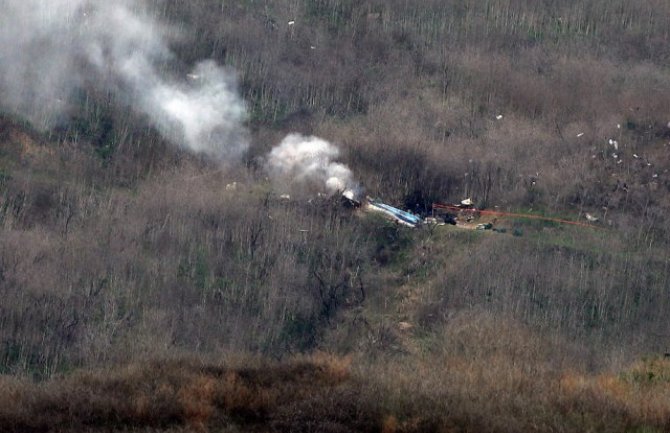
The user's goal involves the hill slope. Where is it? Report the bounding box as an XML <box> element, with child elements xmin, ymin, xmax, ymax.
<box><xmin>1</xmin><ymin>1</ymin><xmax>670</xmax><ymax>431</ymax></box>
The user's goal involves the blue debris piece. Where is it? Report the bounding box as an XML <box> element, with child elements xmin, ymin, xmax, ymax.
<box><xmin>367</xmin><ymin>199</ymin><xmax>423</xmax><ymax>227</ymax></box>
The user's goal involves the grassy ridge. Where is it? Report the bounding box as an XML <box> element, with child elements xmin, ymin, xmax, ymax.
<box><xmin>1</xmin><ymin>328</ymin><xmax>669</xmax><ymax>433</ymax></box>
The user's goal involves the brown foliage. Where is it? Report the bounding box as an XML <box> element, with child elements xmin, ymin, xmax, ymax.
<box><xmin>0</xmin><ymin>354</ymin><xmax>373</xmax><ymax>433</ymax></box>
<box><xmin>1</xmin><ymin>327</ymin><xmax>669</xmax><ymax>433</ymax></box>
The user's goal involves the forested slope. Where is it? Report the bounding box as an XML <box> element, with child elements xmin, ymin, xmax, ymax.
<box><xmin>1</xmin><ymin>1</ymin><xmax>669</xmax><ymax>432</ymax></box>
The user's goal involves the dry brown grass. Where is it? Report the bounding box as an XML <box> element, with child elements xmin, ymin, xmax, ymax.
<box><xmin>356</xmin><ymin>312</ymin><xmax>670</xmax><ymax>433</ymax></box>
<box><xmin>0</xmin><ymin>353</ymin><xmax>371</xmax><ymax>433</ymax></box>
<box><xmin>1</xmin><ymin>325</ymin><xmax>668</xmax><ymax>433</ymax></box>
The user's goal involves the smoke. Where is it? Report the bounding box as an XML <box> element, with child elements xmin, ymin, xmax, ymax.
<box><xmin>148</xmin><ymin>61</ymin><xmax>248</xmax><ymax>160</ymax></box>
<box><xmin>266</xmin><ymin>134</ymin><xmax>356</xmax><ymax>195</ymax></box>
<box><xmin>0</xmin><ymin>1</ymin><xmax>357</xmax><ymax>193</ymax></box>
<box><xmin>0</xmin><ymin>0</ymin><xmax>248</xmax><ymax>160</ymax></box>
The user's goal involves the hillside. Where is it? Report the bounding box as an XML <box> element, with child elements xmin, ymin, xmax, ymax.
<box><xmin>1</xmin><ymin>1</ymin><xmax>670</xmax><ymax>432</ymax></box>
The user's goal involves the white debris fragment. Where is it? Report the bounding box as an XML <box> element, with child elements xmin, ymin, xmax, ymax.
<box><xmin>617</xmin><ymin>123</ymin><xmax>621</xmax><ymax>129</ymax></box>
<box><xmin>310</xmin><ymin>45</ymin><xmax>316</xmax><ymax>50</ymax></box>
<box><xmin>461</xmin><ymin>198</ymin><xmax>473</xmax><ymax>206</ymax></box>
<box><xmin>633</xmin><ymin>154</ymin><xmax>639</xmax><ymax>158</ymax></box>
<box><xmin>576</xmin><ymin>132</ymin><xmax>584</xmax><ymax>137</ymax></box>
<box><xmin>288</xmin><ymin>20</ymin><xmax>295</xmax><ymax>26</ymax></box>
<box><xmin>280</xmin><ymin>194</ymin><xmax>291</xmax><ymax>200</ymax></box>
<box><xmin>653</xmin><ymin>173</ymin><xmax>659</xmax><ymax>178</ymax></box>
<box><xmin>609</xmin><ymin>139</ymin><xmax>618</xmax><ymax>150</ymax></box>
<box><xmin>612</xmin><ymin>153</ymin><xmax>618</xmax><ymax>159</ymax></box>
<box><xmin>585</xmin><ymin>213</ymin><xmax>599</xmax><ymax>222</ymax></box>
<box><xmin>495</xmin><ymin>114</ymin><xmax>503</xmax><ymax>120</ymax></box>
<box><xmin>225</xmin><ymin>182</ymin><xmax>237</xmax><ymax>191</ymax></box>
<box><xmin>617</xmin><ymin>160</ymin><xmax>623</xmax><ymax>164</ymax></box>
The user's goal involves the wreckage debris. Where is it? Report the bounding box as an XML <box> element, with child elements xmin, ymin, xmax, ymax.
<box><xmin>365</xmin><ymin>198</ymin><xmax>422</xmax><ymax>227</ymax></box>
<box><xmin>341</xmin><ymin>189</ymin><xmax>362</xmax><ymax>208</ymax></box>
<box><xmin>432</xmin><ymin>201</ymin><xmax>480</xmax><ymax>224</ymax></box>
<box><xmin>424</xmin><ymin>217</ymin><xmax>444</xmax><ymax>226</ymax></box>
<box><xmin>351</xmin><ymin>194</ymin><xmax>602</xmax><ymax>232</ymax></box>
<box><xmin>433</xmin><ymin>201</ymin><xmax>601</xmax><ymax>230</ymax></box>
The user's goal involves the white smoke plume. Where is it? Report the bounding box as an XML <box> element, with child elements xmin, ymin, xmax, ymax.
<box><xmin>0</xmin><ymin>1</ymin><xmax>357</xmax><ymax>192</ymax></box>
<box><xmin>0</xmin><ymin>0</ymin><xmax>248</xmax><ymax>160</ymax></box>
<box><xmin>266</xmin><ymin>134</ymin><xmax>356</xmax><ymax>195</ymax></box>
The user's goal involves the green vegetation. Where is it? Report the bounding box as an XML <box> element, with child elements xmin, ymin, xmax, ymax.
<box><xmin>1</xmin><ymin>0</ymin><xmax>670</xmax><ymax>431</ymax></box>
